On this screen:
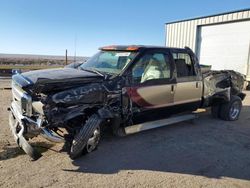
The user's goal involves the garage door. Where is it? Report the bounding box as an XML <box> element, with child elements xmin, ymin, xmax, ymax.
<box><xmin>197</xmin><ymin>21</ymin><xmax>250</xmax><ymax>78</ymax></box>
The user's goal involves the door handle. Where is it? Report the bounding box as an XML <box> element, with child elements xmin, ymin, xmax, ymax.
<box><xmin>196</xmin><ymin>82</ymin><xmax>199</xmax><ymax>88</ymax></box>
<box><xmin>171</xmin><ymin>85</ymin><xmax>175</xmax><ymax>93</ymax></box>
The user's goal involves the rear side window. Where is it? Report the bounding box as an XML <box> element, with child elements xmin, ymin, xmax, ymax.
<box><xmin>172</xmin><ymin>52</ymin><xmax>195</xmax><ymax>77</ymax></box>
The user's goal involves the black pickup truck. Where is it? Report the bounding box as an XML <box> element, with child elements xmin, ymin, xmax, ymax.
<box><xmin>9</xmin><ymin>45</ymin><xmax>245</xmax><ymax>160</ymax></box>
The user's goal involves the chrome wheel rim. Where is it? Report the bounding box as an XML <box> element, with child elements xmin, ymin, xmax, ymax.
<box><xmin>230</xmin><ymin>101</ymin><xmax>240</xmax><ymax>119</ymax></box>
<box><xmin>86</xmin><ymin>126</ymin><xmax>100</xmax><ymax>153</ymax></box>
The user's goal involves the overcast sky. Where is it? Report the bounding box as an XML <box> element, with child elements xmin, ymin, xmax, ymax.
<box><xmin>0</xmin><ymin>0</ymin><xmax>249</xmax><ymax>56</ymax></box>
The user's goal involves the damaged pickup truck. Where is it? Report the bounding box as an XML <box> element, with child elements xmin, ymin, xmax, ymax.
<box><xmin>9</xmin><ymin>45</ymin><xmax>246</xmax><ymax>160</ymax></box>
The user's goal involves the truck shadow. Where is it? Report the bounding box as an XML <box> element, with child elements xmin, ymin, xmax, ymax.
<box><xmin>66</xmin><ymin>106</ymin><xmax>250</xmax><ymax>180</ymax></box>
<box><xmin>0</xmin><ymin>141</ymin><xmax>54</xmax><ymax>161</ymax></box>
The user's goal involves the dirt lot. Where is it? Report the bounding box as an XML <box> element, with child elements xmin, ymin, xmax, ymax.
<box><xmin>1</xmin><ymin>83</ymin><xmax>250</xmax><ymax>188</ymax></box>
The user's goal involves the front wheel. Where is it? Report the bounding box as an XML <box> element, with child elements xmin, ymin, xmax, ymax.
<box><xmin>70</xmin><ymin>114</ymin><xmax>102</xmax><ymax>159</ymax></box>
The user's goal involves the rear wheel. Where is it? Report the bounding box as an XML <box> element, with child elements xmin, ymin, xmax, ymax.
<box><xmin>70</xmin><ymin>114</ymin><xmax>102</xmax><ymax>159</ymax></box>
<box><xmin>219</xmin><ymin>96</ymin><xmax>242</xmax><ymax>121</ymax></box>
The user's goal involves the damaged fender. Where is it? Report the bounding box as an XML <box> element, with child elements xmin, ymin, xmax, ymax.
<box><xmin>202</xmin><ymin>70</ymin><xmax>245</xmax><ymax>106</ymax></box>
<box><xmin>43</xmin><ymin>82</ymin><xmax>122</xmax><ymax>129</ymax></box>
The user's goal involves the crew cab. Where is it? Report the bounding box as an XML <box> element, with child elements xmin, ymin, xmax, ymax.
<box><xmin>9</xmin><ymin>45</ymin><xmax>245</xmax><ymax>160</ymax></box>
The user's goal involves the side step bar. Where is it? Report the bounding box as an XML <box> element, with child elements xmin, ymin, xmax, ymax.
<box><xmin>125</xmin><ymin>114</ymin><xmax>197</xmax><ymax>135</ymax></box>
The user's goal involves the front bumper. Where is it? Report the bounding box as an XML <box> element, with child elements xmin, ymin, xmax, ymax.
<box><xmin>9</xmin><ymin>101</ymin><xmax>64</xmax><ymax>160</ymax></box>
<box><xmin>9</xmin><ymin>104</ymin><xmax>42</xmax><ymax>160</ymax></box>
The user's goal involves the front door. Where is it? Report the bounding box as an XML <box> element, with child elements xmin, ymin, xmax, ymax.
<box><xmin>123</xmin><ymin>49</ymin><xmax>176</xmax><ymax>124</ymax></box>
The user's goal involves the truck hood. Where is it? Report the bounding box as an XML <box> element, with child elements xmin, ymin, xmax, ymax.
<box><xmin>12</xmin><ymin>68</ymin><xmax>103</xmax><ymax>94</ymax></box>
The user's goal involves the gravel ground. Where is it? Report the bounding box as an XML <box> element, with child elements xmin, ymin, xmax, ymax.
<box><xmin>0</xmin><ymin>84</ymin><xmax>250</xmax><ymax>188</ymax></box>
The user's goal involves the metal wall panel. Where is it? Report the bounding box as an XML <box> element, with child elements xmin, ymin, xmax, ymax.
<box><xmin>198</xmin><ymin>21</ymin><xmax>250</xmax><ymax>78</ymax></box>
<box><xmin>165</xmin><ymin>9</ymin><xmax>250</xmax><ymax>52</ymax></box>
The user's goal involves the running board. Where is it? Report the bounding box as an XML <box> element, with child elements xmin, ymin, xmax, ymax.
<box><xmin>125</xmin><ymin>114</ymin><xmax>197</xmax><ymax>135</ymax></box>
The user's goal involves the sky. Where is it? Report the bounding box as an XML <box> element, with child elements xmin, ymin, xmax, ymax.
<box><xmin>0</xmin><ymin>0</ymin><xmax>249</xmax><ymax>57</ymax></box>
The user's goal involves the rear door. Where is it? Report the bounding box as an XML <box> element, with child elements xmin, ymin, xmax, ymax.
<box><xmin>171</xmin><ymin>49</ymin><xmax>202</xmax><ymax>111</ymax></box>
<box><xmin>124</xmin><ymin>49</ymin><xmax>176</xmax><ymax>124</ymax></box>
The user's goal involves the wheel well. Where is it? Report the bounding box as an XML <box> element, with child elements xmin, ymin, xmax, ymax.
<box><xmin>237</xmin><ymin>93</ymin><xmax>246</xmax><ymax>101</ymax></box>
<box><xmin>210</xmin><ymin>92</ymin><xmax>245</xmax><ymax>106</ymax></box>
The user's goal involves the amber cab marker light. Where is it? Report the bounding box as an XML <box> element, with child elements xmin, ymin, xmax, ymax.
<box><xmin>101</xmin><ymin>46</ymin><xmax>117</xmax><ymax>50</ymax></box>
<box><xmin>126</xmin><ymin>46</ymin><xmax>139</xmax><ymax>51</ymax></box>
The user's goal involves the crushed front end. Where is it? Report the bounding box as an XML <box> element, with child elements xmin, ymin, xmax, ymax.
<box><xmin>9</xmin><ymin>74</ymin><xmax>69</xmax><ymax>160</ymax></box>
<box><xmin>8</xmin><ymin>68</ymin><xmax>122</xmax><ymax>160</ymax></box>
<box><xmin>8</xmin><ymin>49</ymin><xmax>137</xmax><ymax>160</ymax></box>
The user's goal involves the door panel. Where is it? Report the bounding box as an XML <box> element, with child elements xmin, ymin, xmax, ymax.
<box><xmin>126</xmin><ymin>83</ymin><xmax>175</xmax><ymax>125</ymax></box>
<box><xmin>127</xmin><ymin>84</ymin><xmax>174</xmax><ymax>109</ymax></box>
<box><xmin>174</xmin><ymin>80</ymin><xmax>202</xmax><ymax>105</ymax></box>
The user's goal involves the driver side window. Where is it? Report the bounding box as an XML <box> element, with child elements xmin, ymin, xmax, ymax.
<box><xmin>132</xmin><ymin>52</ymin><xmax>171</xmax><ymax>84</ymax></box>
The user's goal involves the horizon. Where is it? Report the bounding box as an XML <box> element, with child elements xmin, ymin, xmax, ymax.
<box><xmin>0</xmin><ymin>0</ymin><xmax>249</xmax><ymax>56</ymax></box>
<box><xmin>0</xmin><ymin>52</ymin><xmax>86</xmax><ymax>58</ymax></box>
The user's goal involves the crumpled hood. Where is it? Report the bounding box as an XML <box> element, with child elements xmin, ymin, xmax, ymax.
<box><xmin>13</xmin><ymin>68</ymin><xmax>103</xmax><ymax>94</ymax></box>
<box><xmin>22</xmin><ymin>68</ymin><xmax>100</xmax><ymax>83</ymax></box>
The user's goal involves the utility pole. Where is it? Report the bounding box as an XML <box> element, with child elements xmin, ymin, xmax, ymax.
<box><xmin>74</xmin><ymin>34</ymin><xmax>77</xmax><ymax>62</ymax></box>
<box><xmin>65</xmin><ymin>49</ymin><xmax>68</xmax><ymax>65</ymax></box>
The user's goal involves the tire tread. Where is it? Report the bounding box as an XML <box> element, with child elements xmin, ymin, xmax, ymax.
<box><xmin>70</xmin><ymin>114</ymin><xmax>102</xmax><ymax>159</ymax></box>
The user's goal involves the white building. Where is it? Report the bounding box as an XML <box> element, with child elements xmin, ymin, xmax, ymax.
<box><xmin>165</xmin><ymin>8</ymin><xmax>250</xmax><ymax>81</ymax></box>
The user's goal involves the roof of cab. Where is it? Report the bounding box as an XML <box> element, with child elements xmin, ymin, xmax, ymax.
<box><xmin>99</xmin><ymin>45</ymin><xmax>185</xmax><ymax>51</ymax></box>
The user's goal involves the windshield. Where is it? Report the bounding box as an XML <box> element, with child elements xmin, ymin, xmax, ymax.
<box><xmin>80</xmin><ymin>51</ymin><xmax>137</xmax><ymax>75</ymax></box>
